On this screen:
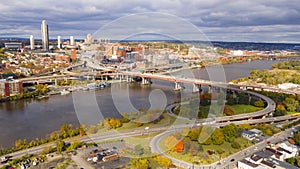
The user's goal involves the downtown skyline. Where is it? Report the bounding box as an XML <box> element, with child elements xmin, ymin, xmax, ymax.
<box><xmin>0</xmin><ymin>0</ymin><xmax>300</xmax><ymax>43</ymax></box>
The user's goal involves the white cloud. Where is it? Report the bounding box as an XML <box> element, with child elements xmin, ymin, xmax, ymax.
<box><xmin>0</xmin><ymin>0</ymin><xmax>299</xmax><ymax>43</ymax></box>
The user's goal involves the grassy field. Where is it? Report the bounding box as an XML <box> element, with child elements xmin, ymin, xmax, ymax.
<box><xmin>159</xmin><ymin>136</ymin><xmax>253</xmax><ymax>164</ymax></box>
<box><xmin>229</xmin><ymin>104</ymin><xmax>263</xmax><ymax>114</ymax></box>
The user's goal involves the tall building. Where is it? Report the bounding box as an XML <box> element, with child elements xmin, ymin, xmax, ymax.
<box><xmin>30</xmin><ymin>35</ymin><xmax>35</xmax><ymax>50</ymax></box>
<box><xmin>70</xmin><ymin>36</ymin><xmax>75</xmax><ymax>46</ymax></box>
<box><xmin>41</xmin><ymin>20</ymin><xmax>49</xmax><ymax>51</ymax></box>
<box><xmin>84</xmin><ymin>33</ymin><xmax>94</xmax><ymax>44</ymax></box>
<box><xmin>57</xmin><ymin>36</ymin><xmax>62</xmax><ymax>49</ymax></box>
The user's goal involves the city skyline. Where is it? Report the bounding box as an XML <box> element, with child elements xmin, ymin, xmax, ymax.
<box><xmin>0</xmin><ymin>1</ymin><xmax>299</xmax><ymax>43</ymax></box>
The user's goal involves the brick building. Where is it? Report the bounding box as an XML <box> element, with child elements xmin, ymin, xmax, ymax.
<box><xmin>0</xmin><ymin>79</ymin><xmax>23</xmax><ymax>97</ymax></box>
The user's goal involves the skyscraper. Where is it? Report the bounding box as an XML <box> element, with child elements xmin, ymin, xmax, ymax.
<box><xmin>30</xmin><ymin>35</ymin><xmax>35</xmax><ymax>50</ymax></box>
<box><xmin>41</xmin><ymin>20</ymin><xmax>49</xmax><ymax>51</ymax></box>
<box><xmin>57</xmin><ymin>36</ymin><xmax>62</xmax><ymax>49</ymax></box>
<box><xmin>70</xmin><ymin>36</ymin><xmax>75</xmax><ymax>46</ymax></box>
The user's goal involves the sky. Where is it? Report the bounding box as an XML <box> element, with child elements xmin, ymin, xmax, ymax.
<box><xmin>0</xmin><ymin>0</ymin><xmax>299</xmax><ymax>43</ymax></box>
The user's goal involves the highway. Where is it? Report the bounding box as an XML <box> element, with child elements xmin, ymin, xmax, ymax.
<box><xmin>150</xmin><ymin>122</ymin><xmax>300</xmax><ymax>169</ymax></box>
<box><xmin>1</xmin><ymin>111</ymin><xmax>299</xmax><ymax>168</ymax></box>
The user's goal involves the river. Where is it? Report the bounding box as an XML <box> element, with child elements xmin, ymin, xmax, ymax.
<box><xmin>0</xmin><ymin>60</ymin><xmax>281</xmax><ymax>148</ymax></box>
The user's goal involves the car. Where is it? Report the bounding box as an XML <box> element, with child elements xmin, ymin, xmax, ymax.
<box><xmin>230</xmin><ymin>159</ymin><xmax>235</xmax><ymax>162</ymax></box>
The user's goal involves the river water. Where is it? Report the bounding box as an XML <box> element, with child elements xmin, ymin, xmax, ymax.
<box><xmin>0</xmin><ymin>60</ymin><xmax>281</xmax><ymax>148</ymax></box>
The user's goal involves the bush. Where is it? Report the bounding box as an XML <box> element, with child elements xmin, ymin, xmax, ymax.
<box><xmin>231</xmin><ymin>141</ymin><xmax>241</xmax><ymax>149</ymax></box>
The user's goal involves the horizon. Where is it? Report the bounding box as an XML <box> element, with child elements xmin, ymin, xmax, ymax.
<box><xmin>1</xmin><ymin>37</ymin><xmax>300</xmax><ymax>45</ymax></box>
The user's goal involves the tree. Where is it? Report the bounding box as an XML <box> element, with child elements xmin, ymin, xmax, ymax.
<box><xmin>293</xmin><ymin>132</ymin><xmax>300</xmax><ymax>145</ymax></box>
<box><xmin>254</xmin><ymin>100</ymin><xmax>265</xmax><ymax>107</ymax></box>
<box><xmin>284</xmin><ymin>97</ymin><xmax>299</xmax><ymax>112</ymax></box>
<box><xmin>222</xmin><ymin>123</ymin><xmax>238</xmax><ymax>142</ymax></box>
<box><xmin>175</xmin><ymin>141</ymin><xmax>184</xmax><ymax>153</ymax></box>
<box><xmin>87</xmin><ymin>125</ymin><xmax>97</xmax><ymax>134</ymax></box>
<box><xmin>274</xmin><ymin>104</ymin><xmax>287</xmax><ymax>117</ymax></box>
<box><xmin>223</xmin><ymin>106</ymin><xmax>236</xmax><ymax>116</ymax></box>
<box><xmin>187</xmin><ymin>128</ymin><xmax>199</xmax><ymax>141</ymax></box>
<box><xmin>56</xmin><ymin>140</ymin><xmax>66</xmax><ymax>153</ymax></box>
<box><xmin>154</xmin><ymin>155</ymin><xmax>172</xmax><ymax>168</ymax></box>
<box><xmin>135</xmin><ymin>121</ymin><xmax>143</xmax><ymax>127</ymax></box>
<box><xmin>130</xmin><ymin>158</ymin><xmax>149</xmax><ymax>169</ymax></box>
<box><xmin>231</xmin><ymin>141</ymin><xmax>241</xmax><ymax>149</ymax></box>
<box><xmin>211</xmin><ymin>129</ymin><xmax>225</xmax><ymax>145</ymax></box>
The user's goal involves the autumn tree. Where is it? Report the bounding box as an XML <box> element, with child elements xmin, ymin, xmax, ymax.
<box><xmin>130</xmin><ymin>158</ymin><xmax>149</xmax><ymax>169</ymax></box>
<box><xmin>223</xmin><ymin>106</ymin><xmax>236</xmax><ymax>116</ymax></box>
<box><xmin>211</xmin><ymin>129</ymin><xmax>225</xmax><ymax>145</ymax></box>
<box><xmin>175</xmin><ymin>141</ymin><xmax>184</xmax><ymax>153</ymax></box>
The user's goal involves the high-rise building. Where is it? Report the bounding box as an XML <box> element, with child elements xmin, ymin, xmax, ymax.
<box><xmin>57</xmin><ymin>36</ymin><xmax>62</xmax><ymax>49</ymax></box>
<box><xmin>30</xmin><ymin>35</ymin><xmax>35</xmax><ymax>50</ymax></box>
<box><xmin>70</xmin><ymin>36</ymin><xmax>75</xmax><ymax>46</ymax></box>
<box><xmin>41</xmin><ymin>20</ymin><xmax>49</xmax><ymax>51</ymax></box>
<box><xmin>84</xmin><ymin>33</ymin><xmax>94</xmax><ymax>44</ymax></box>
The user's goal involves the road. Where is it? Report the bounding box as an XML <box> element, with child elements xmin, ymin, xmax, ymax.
<box><xmin>150</xmin><ymin>124</ymin><xmax>300</xmax><ymax>169</ymax></box>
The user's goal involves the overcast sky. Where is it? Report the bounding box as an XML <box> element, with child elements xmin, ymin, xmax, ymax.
<box><xmin>0</xmin><ymin>0</ymin><xmax>299</xmax><ymax>43</ymax></box>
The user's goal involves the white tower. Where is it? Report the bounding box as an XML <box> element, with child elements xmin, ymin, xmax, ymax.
<box><xmin>70</xmin><ymin>36</ymin><xmax>75</xmax><ymax>46</ymax></box>
<box><xmin>57</xmin><ymin>36</ymin><xmax>62</xmax><ymax>49</ymax></box>
<box><xmin>30</xmin><ymin>35</ymin><xmax>35</xmax><ymax>50</ymax></box>
<box><xmin>41</xmin><ymin>20</ymin><xmax>49</xmax><ymax>51</ymax></box>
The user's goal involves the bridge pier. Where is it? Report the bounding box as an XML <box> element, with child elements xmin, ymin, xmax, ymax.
<box><xmin>174</xmin><ymin>82</ymin><xmax>182</xmax><ymax>91</ymax></box>
<box><xmin>126</xmin><ymin>75</ymin><xmax>133</xmax><ymax>82</ymax></box>
<box><xmin>208</xmin><ymin>85</ymin><xmax>211</xmax><ymax>93</ymax></box>
<box><xmin>192</xmin><ymin>84</ymin><xmax>201</xmax><ymax>93</ymax></box>
<box><xmin>141</xmin><ymin>77</ymin><xmax>150</xmax><ymax>85</ymax></box>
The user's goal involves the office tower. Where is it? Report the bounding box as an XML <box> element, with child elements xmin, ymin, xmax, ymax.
<box><xmin>84</xmin><ymin>33</ymin><xmax>94</xmax><ymax>44</ymax></box>
<box><xmin>41</xmin><ymin>20</ymin><xmax>49</xmax><ymax>51</ymax></box>
<box><xmin>57</xmin><ymin>36</ymin><xmax>62</xmax><ymax>49</ymax></box>
<box><xmin>30</xmin><ymin>35</ymin><xmax>35</xmax><ymax>50</ymax></box>
<box><xmin>70</xmin><ymin>36</ymin><xmax>75</xmax><ymax>46</ymax></box>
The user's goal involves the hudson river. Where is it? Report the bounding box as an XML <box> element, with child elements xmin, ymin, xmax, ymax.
<box><xmin>0</xmin><ymin>60</ymin><xmax>281</xmax><ymax>148</ymax></box>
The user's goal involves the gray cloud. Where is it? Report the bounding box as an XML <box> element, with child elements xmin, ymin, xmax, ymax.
<box><xmin>0</xmin><ymin>0</ymin><xmax>299</xmax><ymax>43</ymax></box>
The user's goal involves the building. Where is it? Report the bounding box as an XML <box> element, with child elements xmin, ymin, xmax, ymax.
<box><xmin>57</xmin><ymin>36</ymin><xmax>62</xmax><ymax>49</ymax></box>
<box><xmin>30</xmin><ymin>35</ymin><xmax>35</xmax><ymax>50</ymax></box>
<box><xmin>84</xmin><ymin>33</ymin><xmax>94</xmax><ymax>44</ymax></box>
<box><xmin>71</xmin><ymin>49</ymin><xmax>76</xmax><ymax>61</ymax></box>
<box><xmin>242</xmin><ymin>129</ymin><xmax>262</xmax><ymax>141</ymax></box>
<box><xmin>41</xmin><ymin>20</ymin><xmax>49</xmax><ymax>51</ymax></box>
<box><xmin>0</xmin><ymin>79</ymin><xmax>23</xmax><ymax>97</ymax></box>
<box><xmin>70</xmin><ymin>36</ymin><xmax>75</xmax><ymax>46</ymax></box>
<box><xmin>4</xmin><ymin>42</ymin><xmax>22</xmax><ymax>51</ymax></box>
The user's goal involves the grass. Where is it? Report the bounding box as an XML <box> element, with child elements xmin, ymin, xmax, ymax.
<box><xmin>229</xmin><ymin>104</ymin><xmax>263</xmax><ymax>114</ymax></box>
<box><xmin>123</xmin><ymin>133</ymin><xmax>159</xmax><ymax>148</ymax></box>
<box><xmin>159</xmin><ymin>136</ymin><xmax>253</xmax><ymax>165</ymax></box>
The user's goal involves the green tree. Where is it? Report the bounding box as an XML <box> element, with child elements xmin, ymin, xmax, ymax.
<box><xmin>284</xmin><ymin>97</ymin><xmax>299</xmax><ymax>112</ymax></box>
<box><xmin>187</xmin><ymin>128</ymin><xmax>199</xmax><ymax>141</ymax></box>
<box><xmin>293</xmin><ymin>132</ymin><xmax>300</xmax><ymax>145</ymax></box>
<box><xmin>222</xmin><ymin>123</ymin><xmax>238</xmax><ymax>142</ymax></box>
<box><xmin>56</xmin><ymin>140</ymin><xmax>66</xmax><ymax>153</ymax></box>
<box><xmin>254</xmin><ymin>100</ymin><xmax>265</xmax><ymax>107</ymax></box>
<box><xmin>231</xmin><ymin>141</ymin><xmax>241</xmax><ymax>149</ymax></box>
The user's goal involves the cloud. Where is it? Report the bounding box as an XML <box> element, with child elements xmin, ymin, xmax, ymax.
<box><xmin>0</xmin><ymin>0</ymin><xmax>299</xmax><ymax>43</ymax></box>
